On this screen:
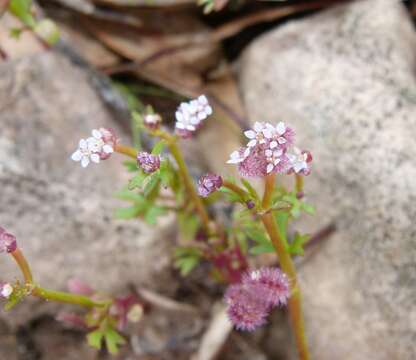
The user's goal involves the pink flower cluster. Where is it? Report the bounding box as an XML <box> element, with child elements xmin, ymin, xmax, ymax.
<box><xmin>225</xmin><ymin>267</ymin><xmax>289</xmax><ymax>331</ymax></box>
<box><xmin>227</xmin><ymin>122</ymin><xmax>312</xmax><ymax>177</ymax></box>
<box><xmin>0</xmin><ymin>227</ymin><xmax>17</xmax><ymax>254</ymax></box>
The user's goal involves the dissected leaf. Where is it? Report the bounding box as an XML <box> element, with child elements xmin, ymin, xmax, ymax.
<box><xmin>128</xmin><ymin>172</ymin><xmax>147</xmax><ymax>190</ymax></box>
<box><xmin>8</xmin><ymin>0</ymin><xmax>36</xmax><ymax>28</ymax></box>
<box><xmin>115</xmin><ymin>206</ymin><xmax>141</xmax><ymax>220</ymax></box>
<box><xmin>87</xmin><ymin>329</ymin><xmax>104</xmax><ymax>350</ymax></box>
<box><xmin>288</xmin><ymin>232</ymin><xmax>310</xmax><ymax>256</ymax></box>
<box><xmin>104</xmin><ymin>327</ymin><xmax>126</xmax><ymax>355</ymax></box>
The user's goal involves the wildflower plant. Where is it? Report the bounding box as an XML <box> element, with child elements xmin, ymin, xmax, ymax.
<box><xmin>1</xmin><ymin>95</ymin><xmax>316</xmax><ymax>359</ymax></box>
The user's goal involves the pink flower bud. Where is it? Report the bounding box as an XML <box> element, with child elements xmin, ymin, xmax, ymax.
<box><xmin>197</xmin><ymin>173</ymin><xmax>223</xmax><ymax>197</ymax></box>
<box><xmin>137</xmin><ymin>152</ymin><xmax>161</xmax><ymax>174</ymax></box>
<box><xmin>0</xmin><ymin>228</ymin><xmax>17</xmax><ymax>253</ymax></box>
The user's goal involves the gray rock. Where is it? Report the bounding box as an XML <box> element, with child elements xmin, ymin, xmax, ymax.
<box><xmin>0</xmin><ymin>51</ymin><xmax>174</xmax><ymax>324</ymax></box>
<box><xmin>239</xmin><ymin>0</ymin><xmax>416</xmax><ymax>359</ymax></box>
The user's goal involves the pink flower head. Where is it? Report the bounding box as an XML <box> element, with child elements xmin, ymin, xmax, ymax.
<box><xmin>144</xmin><ymin>113</ymin><xmax>162</xmax><ymax>130</ymax></box>
<box><xmin>137</xmin><ymin>152</ymin><xmax>161</xmax><ymax>174</ymax></box>
<box><xmin>287</xmin><ymin>148</ymin><xmax>312</xmax><ymax>176</ymax></box>
<box><xmin>175</xmin><ymin>95</ymin><xmax>212</xmax><ymax>138</ymax></box>
<box><xmin>242</xmin><ymin>267</ymin><xmax>290</xmax><ymax>307</ymax></box>
<box><xmin>228</xmin><ymin>121</ymin><xmax>303</xmax><ymax>178</ymax></box>
<box><xmin>197</xmin><ymin>173</ymin><xmax>223</xmax><ymax>197</ymax></box>
<box><xmin>0</xmin><ymin>282</ymin><xmax>13</xmax><ymax>299</ymax></box>
<box><xmin>225</xmin><ymin>283</ymin><xmax>269</xmax><ymax>331</ymax></box>
<box><xmin>0</xmin><ymin>227</ymin><xmax>17</xmax><ymax>253</ymax></box>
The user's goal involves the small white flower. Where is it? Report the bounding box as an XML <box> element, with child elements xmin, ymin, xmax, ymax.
<box><xmin>175</xmin><ymin>95</ymin><xmax>212</xmax><ymax>133</ymax></box>
<box><xmin>71</xmin><ymin>139</ymin><xmax>95</xmax><ymax>168</ymax></box>
<box><xmin>244</xmin><ymin>122</ymin><xmax>270</xmax><ymax>148</ymax></box>
<box><xmin>227</xmin><ymin>150</ymin><xmax>245</xmax><ymax>164</ymax></box>
<box><xmin>287</xmin><ymin>147</ymin><xmax>309</xmax><ymax>173</ymax></box>
<box><xmin>265</xmin><ymin>147</ymin><xmax>284</xmax><ymax>173</ymax></box>
<box><xmin>1</xmin><ymin>283</ymin><xmax>13</xmax><ymax>298</ymax></box>
<box><xmin>88</xmin><ymin>129</ymin><xmax>114</xmax><ymax>154</ymax></box>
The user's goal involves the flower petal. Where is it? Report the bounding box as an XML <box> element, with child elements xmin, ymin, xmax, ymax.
<box><xmin>244</xmin><ymin>130</ymin><xmax>256</xmax><ymax>139</ymax></box>
<box><xmin>103</xmin><ymin>145</ymin><xmax>113</xmax><ymax>154</ymax></box>
<box><xmin>90</xmin><ymin>154</ymin><xmax>100</xmax><ymax>163</ymax></box>
<box><xmin>81</xmin><ymin>156</ymin><xmax>89</xmax><ymax>168</ymax></box>
<box><xmin>71</xmin><ymin>150</ymin><xmax>82</xmax><ymax>162</ymax></box>
<box><xmin>92</xmin><ymin>129</ymin><xmax>102</xmax><ymax>139</ymax></box>
<box><xmin>275</xmin><ymin>122</ymin><xmax>286</xmax><ymax>135</ymax></box>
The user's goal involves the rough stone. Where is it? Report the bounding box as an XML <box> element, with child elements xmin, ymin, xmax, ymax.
<box><xmin>239</xmin><ymin>0</ymin><xmax>416</xmax><ymax>359</ymax></box>
<box><xmin>0</xmin><ymin>51</ymin><xmax>174</xmax><ymax>325</ymax></box>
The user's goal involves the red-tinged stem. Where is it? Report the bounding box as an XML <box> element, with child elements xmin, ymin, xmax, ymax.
<box><xmin>11</xmin><ymin>249</ymin><xmax>33</xmax><ymax>283</ymax></box>
<box><xmin>261</xmin><ymin>174</ymin><xmax>310</xmax><ymax>360</ymax></box>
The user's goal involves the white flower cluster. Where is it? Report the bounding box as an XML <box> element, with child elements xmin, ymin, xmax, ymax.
<box><xmin>175</xmin><ymin>95</ymin><xmax>213</xmax><ymax>133</ymax></box>
<box><xmin>71</xmin><ymin>129</ymin><xmax>114</xmax><ymax>168</ymax></box>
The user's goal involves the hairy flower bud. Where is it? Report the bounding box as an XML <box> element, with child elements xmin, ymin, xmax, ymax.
<box><xmin>137</xmin><ymin>152</ymin><xmax>161</xmax><ymax>174</ymax></box>
<box><xmin>197</xmin><ymin>173</ymin><xmax>223</xmax><ymax>197</ymax></box>
<box><xmin>0</xmin><ymin>227</ymin><xmax>17</xmax><ymax>253</ymax></box>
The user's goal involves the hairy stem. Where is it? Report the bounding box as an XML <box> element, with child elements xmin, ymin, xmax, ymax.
<box><xmin>261</xmin><ymin>174</ymin><xmax>310</xmax><ymax>360</ymax></box>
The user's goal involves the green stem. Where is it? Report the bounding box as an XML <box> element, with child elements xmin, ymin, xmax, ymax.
<box><xmin>261</xmin><ymin>174</ymin><xmax>310</xmax><ymax>360</ymax></box>
<box><xmin>33</xmin><ymin>287</ymin><xmax>109</xmax><ymax>308</ymax></box>
<box><xmin>11</xmin><ymin>249</ymin><xmax>34</xmax><ymax>283</ymax></box>
<box><xmin>222</xmin><ymin>180</ymin><xmax>247</xmax><ymax>199</ymax></box>
<box><xmin>154</xmin><ymin>131</ymin><xmax>211</xmax><ymax>233</ymax></box>
<box><xmin>11</xmin><ymin>249</ymin><xmax>109</xmax><ymax>309</ymax></box>
<box><xmin>115</xmin><ymin>144</ymin><xmax>137</xmax><ymax>159</ymax></box>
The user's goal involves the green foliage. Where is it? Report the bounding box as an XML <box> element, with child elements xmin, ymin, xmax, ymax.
<box><xmin>123</xmin><ymin>160</ymin><xmax>139</xmax><ymax>173</ymax></box>
<box><xmin>3</xmin><ymin>283</ymin><xmax>30</xmax><ymax>311</ymax></box>
<box><xmin>288</xmin><ymin>232</ymin><xmax>310</xmax><ymax>256</ymax></box>
<box><xmin>87</xmin><ymin>321</ymin><xmax>125</xmax><ymax>355</ymax></box>
<box><xmin>197</xmin><ymin>0</ymin><xmax>215</xmax><ymax>13</ymax></box>
<box><xmin>174</xmin><ymin>247</ymin><xmax>203</xmax><ymax>276</ymax></box>
<box><xmin>9</xmin><ymin>0</ymin><xmax>36</xmax><ymax>28</ymax></box>
<box><xmin>281</xmin><ymin>192</ymin><xmax>315</xmax><ymax>218</ymax></box>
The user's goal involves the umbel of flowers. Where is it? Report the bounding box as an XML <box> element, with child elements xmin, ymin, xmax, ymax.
<box><xmin>0</xmin><ymin>95</ymin><xmax>315</xmax><ymax>358</ymax></box>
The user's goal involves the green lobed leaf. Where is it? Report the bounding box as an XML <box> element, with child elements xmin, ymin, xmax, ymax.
<box><xmin>288</xmin><ymin>232</ymin><xmax>310</xmax><ymax>256</ymax></box>
<box><xmin>143</xmin><ymin>173</ymin><xmax>160</xmax><ymax>198</ymax></box>
<box><xmin>128</xmin><ymin>172</ymin><xmax>147</xmax><ymax>190</ymax></box>
<box><xmin>144</xmin><ymin>206</ymin><xmax>165</xmax><ymax>225</ymax></box>
<box><xmin>8</xmin><ymin>0</ymin><xmax>36</xmax><ymax>28</ymax></box>
<box><xmin>249</xmin><ymin>243</ymin><xmax>275</xmax><ymax>255</ymax></box>
<box><xmin>175</xmin><ymin>256</ymin><xmax>199</xmax><ymax>276</ymax></box>
<box><xmin>104</xmin><ymin>327</ymin><xmax>126</xmax><ymax>355</ymax></box>
<box><xmin>115</xmin><ymin>206</ymin><xmax>141</xmax><ymax>220</ymax></box>
<box><xmin>87</xmin><ymin>329</ymin><xmax>104</xmax><ymax>350</ymax></box>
